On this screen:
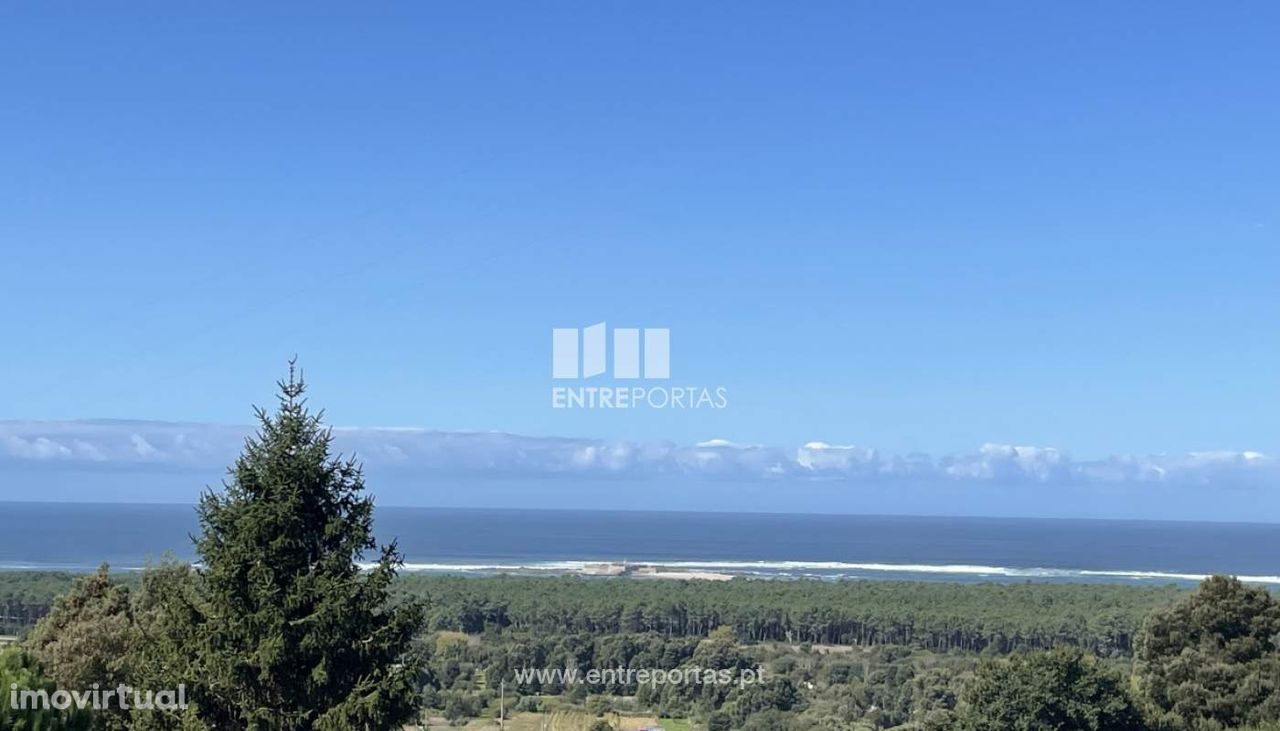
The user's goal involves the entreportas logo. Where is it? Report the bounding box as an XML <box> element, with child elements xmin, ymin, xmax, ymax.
<box><xmin>551</xmin><ymin>323</ymin><xmax>727</xmax><ymax>410</ymax></box>
<box><xmin>553</xmin><ymin>323</ymin><xmax>669</xmax><ymax>380</ymax></box>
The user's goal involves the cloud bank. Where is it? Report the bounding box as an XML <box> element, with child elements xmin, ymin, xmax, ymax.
<box><xmin>0</xmin><ymin>420</ymin><xmax>1274</xmax><ymax>489</ymax></box>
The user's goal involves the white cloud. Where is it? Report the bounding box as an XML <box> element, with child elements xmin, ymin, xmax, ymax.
<box><xmin>3</xmin><ymin>435</ymin><xmax>73</xmax><ymax>460</ymax></box>
<box><xmin>0</xmin><ymin>420</ymin><xmax>1274</xmax><ymax>489</ymax></box>
<box><xmin>941</xmin><ymin>444</ymin><xmax>1068</xmax><ymax>482</ymax></box>
<box><xmin>797</xmin><ymin>442</ymin><xmax>880</xmax><ymax>475</ymax></box>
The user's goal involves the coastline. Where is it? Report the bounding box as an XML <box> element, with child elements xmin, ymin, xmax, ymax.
<box><xmin>5</xmin><ymin>504</ymin><xmax>1280</xmax><ymax>587</ymax></box>
<box><xmin>5</xmin><ymin>559</ymin><xmax>1278</xmax><ymax>588</ymax></box>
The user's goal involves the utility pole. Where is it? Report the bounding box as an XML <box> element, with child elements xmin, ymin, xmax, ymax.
<box><xmin>499</xmin><ymin>680</ymin><xmax>505</xmax><ymax>730</ymax></box>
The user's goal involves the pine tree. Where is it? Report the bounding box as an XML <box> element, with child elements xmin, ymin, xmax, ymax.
<box><xmin>26</xmin><ymin>564</ymin><xmax>134</xmax><ymax>731</ymax></box>
<box><xmin>1134</xmin><ymin>575</ymin><xmax>1280</xmax><ymax>730</ymax></box>
<box><xmin>173</xmin><ymin>364</ymin><xmax>423</xmax><ymax>730</ymax></box>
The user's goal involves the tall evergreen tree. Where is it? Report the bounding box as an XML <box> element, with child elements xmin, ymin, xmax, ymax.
<box><xmin>169</xmin><ymin>365</ymin><xmax>423</xmax><ymax>730</ymax></box>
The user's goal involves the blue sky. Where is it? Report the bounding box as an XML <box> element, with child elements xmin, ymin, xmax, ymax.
<box><xmin>1</xmin><ymin>3</ymin><xmax>1277</xmax><ymax>516</ymax></box>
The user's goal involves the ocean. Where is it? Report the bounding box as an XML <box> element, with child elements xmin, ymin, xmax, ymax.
<box><xmin>1</xmin><ymin>502</ymin><xmax>1278</xmax><ymax>586</ymax></box>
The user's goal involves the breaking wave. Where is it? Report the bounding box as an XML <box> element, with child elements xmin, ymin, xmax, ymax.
<box><xmin>390</xmin><ymin>559</ymin><xmax>1280</xmax><ymax>585</ymax></box>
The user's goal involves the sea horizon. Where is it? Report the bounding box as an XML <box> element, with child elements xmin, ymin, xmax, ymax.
<box><xmin>4</xmin><ymin>501</ymin><xmax>1278</xmax><ymax>586</ymax></box>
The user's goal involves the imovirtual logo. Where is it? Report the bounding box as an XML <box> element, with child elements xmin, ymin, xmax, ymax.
<box><xmin>550</xmin><ymin>323</ymin><xmax>726</xmax><ymax>409</ymax></box>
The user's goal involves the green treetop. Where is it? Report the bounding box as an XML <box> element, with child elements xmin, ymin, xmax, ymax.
<box><xmin>151</xmin><ymin>365</ymin><xmax>424</xmax><ymax>731</ymax></box>
<box><xmin>1134</xmin><ymin>575</ymin><xmax>1280</xmax><ymax>731</ymax></box>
